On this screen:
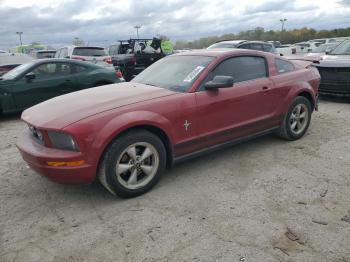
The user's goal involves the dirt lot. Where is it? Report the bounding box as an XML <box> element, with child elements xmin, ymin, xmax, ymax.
<box><xmin>0</xmin><ymin>98</ymin><xmax>350</xmax><ymax>262</ymax></box>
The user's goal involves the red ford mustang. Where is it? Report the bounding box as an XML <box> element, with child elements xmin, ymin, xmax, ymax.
<box><xmin>17</xmin><ymin>49</ymin><xmax>320</xmax><ymax>198</ymax></box>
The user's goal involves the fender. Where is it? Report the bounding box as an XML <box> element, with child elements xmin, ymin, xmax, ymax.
<box><xmin>87</xmin><ymin>110</ymin><xmax>175</xmax><ymax>169</ymax></box>
<box><xmin>280</xmin><ymin>83</ymin><xmax>316</xmax><ymax>113</ymax></box>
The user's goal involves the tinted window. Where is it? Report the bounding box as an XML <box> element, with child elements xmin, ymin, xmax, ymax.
<box><xmin>72</xmin><ymin>47</ymin><xmax>107</xmax><ymax>56</ymax></box>
<box><xmin>36</xmin><ymin>51</ymin><xmax>56</xmax><ymax>59</ymax></box>
<box><xmin>198</xmin><ymin>56</ymin><xmax>267</xmax><ymax>91</ymax></box>
<box><xmin>276</xmin><ymin>59</ymin><xmax>295</xmax><ymax>74</ymax></box>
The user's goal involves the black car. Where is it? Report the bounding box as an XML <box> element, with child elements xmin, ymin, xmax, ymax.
<box><xmin>108</xmin><ymin>38</ymin><xmax>166</xmax><ymax>81</ymax></box>
<box><xmin>207</xmin><ymin>40</ymin><xmax>277</xmax><ymax>53</ymax></box>
<box><xmin>316</xmin><ymin>40</ymin><xmax>350</xmax><ymax>97</ymax></box>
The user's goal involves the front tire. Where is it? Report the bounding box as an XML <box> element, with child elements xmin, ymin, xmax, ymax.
<box><xmin>98</xmin><ymin>129</ymin><xmax>166</xmax><ymax>198</ymax></box>
<box><xmin>278</xmin><ymin>96</ymin><xmax>312</xmax><ymax>140</ymax></box>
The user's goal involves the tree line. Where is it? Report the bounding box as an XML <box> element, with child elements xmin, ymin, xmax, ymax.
<box><xmin>174</xmin><ymin>27</ymin><xmax>350</xmax><ymax>49</ymax></box>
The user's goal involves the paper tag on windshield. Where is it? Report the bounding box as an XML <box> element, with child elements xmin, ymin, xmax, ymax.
<box><xmin>183</xmin><ymin>66</ymin><xmax>205</xmax><ymax>82</ymax></box>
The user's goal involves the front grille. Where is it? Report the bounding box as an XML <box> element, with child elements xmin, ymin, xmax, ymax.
<box><xmin>317</xmin><ymin>66</ymin><xmax>350</xmax><ymax>95</ymax></box>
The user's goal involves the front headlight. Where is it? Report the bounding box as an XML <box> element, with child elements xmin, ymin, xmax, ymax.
<box><xmin>48</xmin><ymin>131</ymin><xmax>79</xmax><ymax>151</ymax></box>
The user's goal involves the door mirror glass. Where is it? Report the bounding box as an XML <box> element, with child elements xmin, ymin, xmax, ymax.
<box><xmin>204</xmin><ymin>75</ymin><xmax>234</xmax><ymax>90</ymax></box>
<box><xmin>25</xmin><ymin>72</ymin><xmax>36</xmax><ymax>82</ymax></box>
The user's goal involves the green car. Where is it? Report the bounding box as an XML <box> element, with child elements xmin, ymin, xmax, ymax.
<box><xmin>0</xmin><ymin>59</ymin><xmax>122</xmax><ymax>114</ymax></box>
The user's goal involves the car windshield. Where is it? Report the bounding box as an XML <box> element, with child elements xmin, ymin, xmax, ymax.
<box><xmin>329</xmin><ymin>40</ymin><xmax>350</xmax><ymax>55</ymax></box>
<box><xmin>72</xmin><ymin>47</ymin><xmax>107</xmax><ymax>57</ymax></box>
<box><xmin>313</xmin><ymin>44</ymin><xmax>336</xmax><ymax>53</ymax></box>
<box><xmin>1</xmin><ymin>62</ymin><xmax>34</xmax><ymax>80</ymax></box>
<box><xmin>132</xmin><ymin>55</ymin><xmax>214</xmax><ymax>92</ymax></box>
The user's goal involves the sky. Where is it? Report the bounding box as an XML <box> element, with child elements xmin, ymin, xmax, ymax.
<box><xmin>0</xmin><ymin>0</ymin><xmax>350</xmax><ymax>49</ymax></box>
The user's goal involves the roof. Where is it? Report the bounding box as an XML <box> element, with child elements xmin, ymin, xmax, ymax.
<box><xmin>171</xmin><ymin>48</ymin><xmax>275</xmax><ymax>58</ymax></box>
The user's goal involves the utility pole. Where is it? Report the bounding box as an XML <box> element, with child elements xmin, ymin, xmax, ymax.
<box><xmin>280</xmin><ymin>19</ymin><xmax>287</xmax><ymax>32</ymax></box>
<box><xmin>16</xmin><ymin>31</ymin><xmax>23</xmax><ymax>46</ymax></box>
<box><xmin>134</xmin><ymin>25</ymin><xmax>141</xmax><ymax>39</ymax></box>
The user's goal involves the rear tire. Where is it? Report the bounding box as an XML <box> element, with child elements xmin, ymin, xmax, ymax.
<box><xmin>278</xmin><ymin>96</ymin><xmax>312</xmax><ymax>140</ymax></box>
<box><xmin>98</xmin><ymin>129</ymin><xmax>166</xmax><ymax>198</ymax></box>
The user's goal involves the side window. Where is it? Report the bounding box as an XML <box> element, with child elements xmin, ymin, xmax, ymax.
<box><xmin>238</xmin><ymin>43</ymin><xmax>251</xmax><ymax>50</ymax></box>
<box><xmin>31</xmin><ymin>63</ymin><xmax>73</xmax><ymax>78</ymax></box>
<box><xmin>55</xmin><ymin>63</ymin><xmax>72</xmax><ymax>75</ymax></box>
<box><xmin>198</xmin><ymin>56</ymin><xmax>268</xmax><ymax>91</ymax></box>
<box><xmin>250</xmin><ymin>43</ymin><xmax>263</xmax><ymax>51</ymax></box>
<box><xmin>263</xmin><ymin>44</ymin><xmax>272</xmax><ymax>52</ymax></box>
<box><xmin>71</xmin><ymin>64</ymin><xmax>87</xmax><ymax>74</ymax></box>
<box><xmin>32</xmin><ymin>63</ymin><xmax>58</xmax><ymax>78</ymax></box>
<box><xmin>276</xmin><ymin>59</ymin><xmax>295</xmax><ymax>74</ymax></box>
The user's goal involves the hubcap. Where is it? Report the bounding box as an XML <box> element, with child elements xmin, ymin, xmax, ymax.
<box><xmin>289</xmin><ymin>104</ymin><xmax>309</xmax><ymax>135</ymax></box>
<box><xmin>116</xmin><ymin>142</ymin><xmax>159</xmax><ymax>190</ymax></box>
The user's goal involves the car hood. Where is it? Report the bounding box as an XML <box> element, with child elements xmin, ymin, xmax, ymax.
<box><xmin>22</xmin><ymin>82</ymin><xmax>176</xmax><ymax>129</ymax></box>
<box><xmin>318</xmin><ymin>55</ymin><xmax>350</xmax><ymax>67</ymax></box>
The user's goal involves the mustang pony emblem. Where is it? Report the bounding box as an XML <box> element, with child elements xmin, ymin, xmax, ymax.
<box><xmin>184</xmin><ymin>120</ymin><xmax>191</xmax><ymax>131</ymax></box>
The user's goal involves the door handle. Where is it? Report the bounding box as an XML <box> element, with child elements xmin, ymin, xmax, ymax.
<box><xmin>262</xmin><ymin>86</ymin><xmax>270</xmax><ymax>91</ymax></box>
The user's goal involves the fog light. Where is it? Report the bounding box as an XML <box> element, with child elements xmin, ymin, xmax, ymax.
<box><xmin>47</xmin><ymin>160</ymin><xmax>85</xmax><ymax>167</ymax></box>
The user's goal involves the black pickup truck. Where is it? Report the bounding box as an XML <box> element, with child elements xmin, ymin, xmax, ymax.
<box><xmin>108</xmin><ymin>38</ymin><xmax>166</xmax><ymax>81</ymax></box>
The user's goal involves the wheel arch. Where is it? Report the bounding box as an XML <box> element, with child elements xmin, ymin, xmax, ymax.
<box><xmin>296</xmin><ymin>90</ymin><xmax>315</xmax><ymax>111</ymax></box>
<box><xmin>92</xmin><ymin>112</ymin><xmax>175</xmax><ymax>177</ymax></box>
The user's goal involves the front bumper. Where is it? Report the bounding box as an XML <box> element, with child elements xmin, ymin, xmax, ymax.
<box><xmin>16</xmin><ymin>131</ymin><xmax>96</xmax><ymax>184</ymax></box>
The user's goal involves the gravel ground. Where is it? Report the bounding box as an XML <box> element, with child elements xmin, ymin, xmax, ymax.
<box><xmin>0</xmin><ymin>98</ymin><xmax>350</xmax><ymax>262</ymax></box>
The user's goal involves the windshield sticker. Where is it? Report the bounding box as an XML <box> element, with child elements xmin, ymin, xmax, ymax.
<box><xmin>183</xmin><ymin>66</ymin><xmax>205</xmax><ymax>82</ymax></box>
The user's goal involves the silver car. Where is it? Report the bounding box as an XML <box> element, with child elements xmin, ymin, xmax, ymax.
<box><xmin>55</xmin><ymin>46</ymin><xmax>113</xmax><ymax>68</ymax></box>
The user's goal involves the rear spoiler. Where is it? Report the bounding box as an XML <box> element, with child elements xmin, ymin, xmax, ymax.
<box><xmin>284</xmin><ymin>55</ymin><xmax>322</xmax><ymax>68</ymax></box>
<box><xmin>285</xmin><ymin>55</ymin><xmax>322</xmax><ymax>64</ymax></box>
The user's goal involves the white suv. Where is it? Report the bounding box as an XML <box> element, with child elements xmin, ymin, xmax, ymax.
<box><xmin>55</xmin><ymin>46</ymin><xmax>113</xmax><ymax>68</ymax></box>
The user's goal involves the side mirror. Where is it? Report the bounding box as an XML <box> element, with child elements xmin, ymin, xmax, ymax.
<box><xmin>204</xmin><ymin>76</ymin><xmax>234</xmax><ymax>90</ymax></box>
<box><xmin>25</xmin><ymin>72</ymin><xmax>36</xmax><ymax>82</ymax></box>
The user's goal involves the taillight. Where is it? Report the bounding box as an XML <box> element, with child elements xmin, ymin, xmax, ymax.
<box><xmin>71</xmin><ymin>56</ymin><xmax>86</xmax><ymax>61</ymax></box>
<box><xmin>116</xmin><ymin>69</ymin><xmax>123</xmax><ymax>79</ymax></box>
<box><xmin>131</xmin><ymin>54</ymin><xmax>137</xmax><ymax>65</ymax></box>
<box><xmin>103</xmin><ymin>57</ymin><xmax>113</xmax><ymax>64</ymax></box>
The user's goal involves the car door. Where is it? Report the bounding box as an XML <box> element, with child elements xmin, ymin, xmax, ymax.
<box><xmin>194</xmin><ymin>55</ymin><xmax>280</xmax><ymax>149</ymax></box>
<box><xmin>12</xmin><ymin>62</ymin><xmax>77</xmax><ymax>109</ymax></box>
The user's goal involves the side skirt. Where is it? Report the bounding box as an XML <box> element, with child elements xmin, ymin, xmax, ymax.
<box><xmin>173</xmin><ymin>127</ymin><xmax>279</xmax><ymax>165</ymax></box>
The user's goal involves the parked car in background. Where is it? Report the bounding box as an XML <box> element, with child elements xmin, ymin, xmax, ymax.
<box><xmin>316</xmin><ymin>39</ymin><xmax>350</xmax><ymax>97</ymax></box>
<box><xmin>207</xmin><ymin>40</ymin><xmax>277</xmax><ymax>53</ymax></box>
<box><xmin>0</xmin><ymin>53</ymin><xmax>34</xmax><ymax>76</ymax></box>
<box><xmin>295</xmin><ymin>42</ymin><xmax>322</xmax><ymax>53</ymax></box>
<box><xmin>309</xmin><ymin>38</ymin><xmax>337</xmax><ymax>45</ymax></box>
<box><xmin>31</xmin><ymin>50</ymin><xmax>56</xmax><ymax>59</ymax></box>
<box><xmin>0</xmin><ymin>59</ymin><xmax>122</xmax><ymax>114</ymax></box>
<box><xmin>306</xmin><ymin>43</ymin><xmax>338</xmax><ymax>57</ymax></box>
<box><xmin>17</xmin><ymin>49</ymin><xmax>320</xmax><ymax>198</ymax></box>
<box><xmin>108</xmin><ymin>38</ymin><xmax>167</xmax><ymax>81</ymax></box>
<box><xmin>0</xmin><ymin>50</ymin><xmax>7</xmax><ymax>53</ymax></box>
<box><xmin>55</xmin><ymin>46</ymin><xmax>113</xmax><ymax>68</ymax></box>
<box><xmin>276</xmin><ymin>44</ymin><xmax>302</xmax><ymax>56</ymax></box>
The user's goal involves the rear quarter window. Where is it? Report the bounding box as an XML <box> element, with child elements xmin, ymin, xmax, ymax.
<box><xmin>276</xmin><ymin>59</ymin><xmax>295</xmax><ymax>74</ymax></box>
